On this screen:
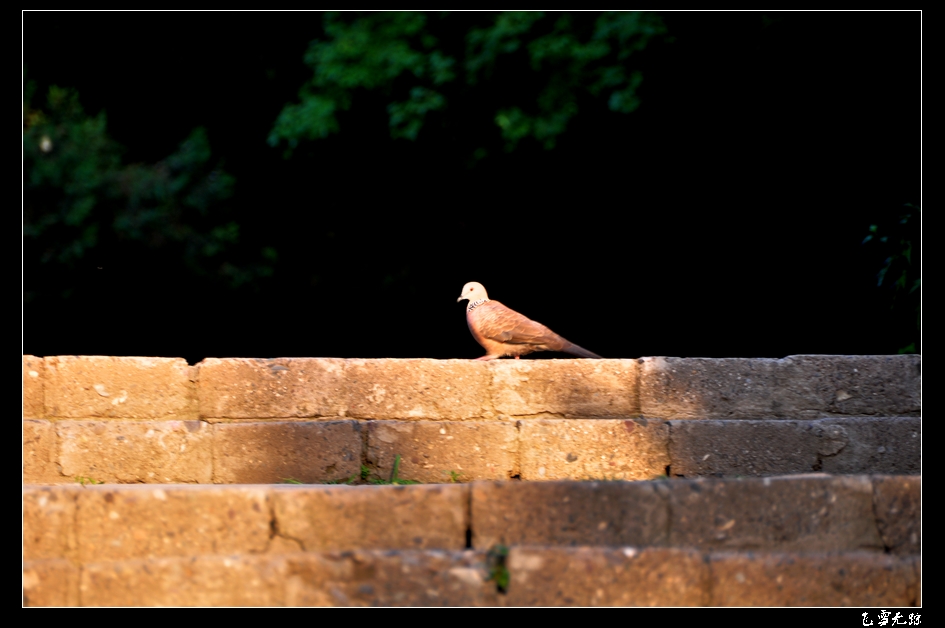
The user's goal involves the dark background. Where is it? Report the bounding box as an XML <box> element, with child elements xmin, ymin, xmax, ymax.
<box><xmin>23</xmin><ymin>11</ymin><xmax>921</xmax><ymax>364</ymax></box>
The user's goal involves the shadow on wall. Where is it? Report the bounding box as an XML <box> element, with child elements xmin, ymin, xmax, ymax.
<box><xmin>212</xmin><ymin>421</ymin><xmax>363</xmax><ymax>484</ymax></box>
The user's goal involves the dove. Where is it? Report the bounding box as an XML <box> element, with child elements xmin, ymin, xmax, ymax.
<box><xmin>457</xmin><ymin>282</ymin><xmax>603</xmax><ymax>360</ymax></box>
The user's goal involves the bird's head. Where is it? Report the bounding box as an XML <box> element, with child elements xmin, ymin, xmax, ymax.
<box><xmin>457</xmin><ymin>282</ymin><xmax>489</xmax><ymax>303</ymax></box>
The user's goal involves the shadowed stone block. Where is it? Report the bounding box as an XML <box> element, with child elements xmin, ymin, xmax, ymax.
<box><xmin>665</xmin><ymin>475</ymin><xmax>883</xmax><ymax>552</ymax></box>
<box><xmin>213</xmin><ymin>421</ymin><xmax>362</xmax><ymax>484</ymax></box>
<box><xmin>777</xmin><ymin>354</ymin><xmax>921</xmax><ymax>417</ymax></box>
<box><xmin>197</xmin><ymin>357</ymin><xmax>346</xmax><ymax>418</ymax></box>
<box><xmin>520</xmin><ymin>418</ymin><xmax>669</xmax><ymax>480</ymax></box>
<box><xmin>670</xmin><ymin>420</ymin><xmax>817</xmax><ymax>476</ymax></box>
<box><xmin>80</xmin><ymin>555</ymin><xmax>287</xmax><ymax>606</ymax></box>
<box><xmin>75</xmin><ymin>484</ymin><xmax>271</xmax><ymax>561</ymax></box>
<box><xmin>501</xmin><ymin>547</ymin><xmax>707</xmax><ymax>607</ymax></box>
<box><xmin>817</xmin><ymin>417</ymin><xmax>921</xmax><ymax>474</ymax></box>
<box><xmin>23</xmin><ymin>559</ymin><xmax>80</xmax><ymax>607</ymax></box>
<box><xmin>284</xmin><ymin>550</ymin><xmax>497</xmax><ymax>607</ymax></box>
<box><xmin>640</xmin><ymin>355</ymin><xmax>922</xmax><ymax>419</ymax></box>
<box><xmin>23</xmin><ymin>355</ymin><xmax>44</xmax><ymax>418</ymax></box>
<box><xmin>873</xmin><ymin>475</ymin><xmax>921</xmax><ymax>555</ymax></box>
<box><xmin>272</xmin><ymin>484</ymin><xmax>468</xmax><ymax>551</ymax></box>
<box><xmin>58</xmin><ymin>420</ymin><xmax>212</xmax><ymax>483</ymax></box>
<box><xmin>708</xmin><ymin>552</ymin><xmax>919</xmax><ymax>606</ymax></box>
<box><xmin>472</xmin><ymin>480</ymin><xmax>667</xmax><ymax>548</ymax></box>
<box><xmin>640</xmin><ymin>357</ymin><xmax>781</xmax><ymax>419</ymax></box>
<box><xmin>23</xmin><ymin>420</ymin><xmax>63</xmax><ymax>483</ymax></box>
<box><xmin>345</xmin><ymin>359</ymin><xmax>492</xmax><ymax>420</ymax></box>
<box><xmin>491</xmin><ymin>359</ymin><xmax>639</xmax><ymax>417</ymax></box>
<box><xmin>44</xmin><ymin>356</ymin><xmax>197</xmax><ymax>419</ymax></box>
<box><xmin>914</xmin><ymin>556</ymin><xmax>921</xmax><ymax>606</ymax></box>
<box><xmin>668</xmin><ymin>417</ymin><xmax>921</xmax><ymax>477</ymax></box>
<box><xmin>366</xmin><ymin>421</ymin><xmax>518</xmax><ymax>483</ymax></box>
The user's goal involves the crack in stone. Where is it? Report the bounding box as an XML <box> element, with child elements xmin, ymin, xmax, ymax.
<box><xmin>265</xmin><ymin>498</ymin><xmax>306</xmax><ymax>553</ymax></box>
<box><xmin>868</xmin><ymin>476</ymin><xmax>893</xmax><ymax>555</ymax></box>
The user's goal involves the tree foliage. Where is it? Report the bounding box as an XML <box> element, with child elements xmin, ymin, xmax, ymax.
<box><xmin>862</xmin><ymin>204</ymin><xmax>921</xmax><ymax>353</ymax></box>
<box><xmin>24</xmin><ymin>80</ymin><xmax>274</xmax><ymax>302</ymax></box>
<box><xmin>269</xmin><ymin>11</ymin><xmax>666</xmax><ymax>154</ymax></box>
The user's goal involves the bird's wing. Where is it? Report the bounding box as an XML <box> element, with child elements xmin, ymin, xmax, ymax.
<box><xmin>475</xmin><ymin>301</ymin><xmax>563</xmax><ymax>347</ymax></box>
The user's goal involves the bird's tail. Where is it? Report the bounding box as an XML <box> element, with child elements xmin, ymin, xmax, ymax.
<box><xmin>564</xmin><ymin>343</ymin><xmax>603</xmax><ymax>359</ymax></box>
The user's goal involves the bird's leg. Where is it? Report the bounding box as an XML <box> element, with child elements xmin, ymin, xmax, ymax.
<box><xmin>515</xmin><ymin>355</ymin><xmax>520</xmax><ymax>360</ymax></box>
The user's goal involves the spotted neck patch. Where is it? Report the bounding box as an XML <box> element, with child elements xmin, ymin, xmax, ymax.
<box><xmin>467</xmin><ymin>298</ymin><xmax>489</xmax><ymax>313</ymax></box>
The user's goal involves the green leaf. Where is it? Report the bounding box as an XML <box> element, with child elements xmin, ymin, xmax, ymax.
<box><xmin>388</xmin><ymin>87</ymin><xmax>446</xmax><ymax>140</ymax></box>
<box><xmin>270</xmin><ymin>11</ymin><xmax>665</xmax><ymax>156</ymax></box>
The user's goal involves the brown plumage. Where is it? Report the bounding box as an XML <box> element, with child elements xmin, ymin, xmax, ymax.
<box><xmin>457</xmin><ymin>282</ymin><xmax>602</xmax><ymax>361</ymax></box>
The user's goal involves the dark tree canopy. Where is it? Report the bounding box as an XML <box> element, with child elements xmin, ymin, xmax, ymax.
<box><xmin>23</xmin><ymin>11</ymin><xmax>920</xmax><ymax>362</ymax></box>
<box><xmin>24</xmin><ymin>84</ymin><xmax>275</xmax><ymax>298</ymax></box>
<box><xmin>269</xmin><ymin>12</ymin><xmax>666</xmax><ymax>152</ymax></box>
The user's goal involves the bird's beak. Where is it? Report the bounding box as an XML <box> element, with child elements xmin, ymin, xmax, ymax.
<box><xmin>457</xmin><ymin>295</ymin><xmax>465</xmax><ymax>302</ymax></box>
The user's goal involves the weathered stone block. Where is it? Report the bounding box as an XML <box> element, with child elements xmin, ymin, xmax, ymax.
<box><xmin>284</xmin><ymin>550</ymin><xmax>497</xmax><ymax>607</ymax></box>
<box><xmin>816</xmin><ymin>417</ymin><xmax>921</xmax><ymax>474</ymax></box>
<box><xmin>197</xmin><ymin>357</ymin><xmax>346</xmax><ymax>418</ymax></box>
<box><xmin>272</xmin><ymin>484</ymin><xmax>468</xmax><ymax>551</ymax></box>
<box><xmin>472</xmin><ymin>481</ymin><xmax>668</xmax><ymax>548</ymax></box>
<box><xmin>913</xmin><ymin>556</ymin><xmax>921</xmax><ymax>606</ymax></box>
<box><xmin>213</xmin><ymin>421</ymin><xmax>362</xmax><ymax>484</ymax></box>
<box><xmin>665</xmin><ymin>475</ymin><xmax>883</xmax><ymax>552</ymax></box>
<box><xmin>23</xmin><ymin>559</ymin><xmax>80</xmax><ymax>607</ymax></box>
<box><xmin>640</xmin><ymin>355</ymin><xmax>922</xmax><ymax>419</ymax></box>
<box><xmin>777</xmin><ymin>354</ymin><xmax>921</xmax><ymax>417</ymax></box>
<box><xmin>75</xmin><ymin>485</ymin><xmax>271</xmax><ymax>561</ymax></box>
<box><xmin>23</xmin><ymin>355</ymin><xmax>44</xmax><ymax>418</ymax></box>
<box><xmin>501</xmin><ymin>547</ymin><xmax>707</xmax><ymax>606</ymax></box>
<box><xmin>519</xmin><ymin>418</ymin><xmax>669</xmax><ymax>480</ymax></box>
<box><xmin>669</xmin><ymin>420</ymin><xmax>819</xmax><ymax>476</ymax></box>
<box><xmin>345</xmin><ymin>359</ymin><xmax>492</xmax><ymax>420</ymax></box>
<box><xmin>708</xmin><ymin>552</ymin><xmax>919</xmax><ymax>606</ymax></box>
<box><xmin>57</xmin><ymin>420</ymin><xmax>212</xmax><ymax>483</ymax></box>
<box><xmin>873</xmin><ymin>475</ymin><xmax>921</xmax><ymax>555</ymax></box>
<box><xmin>669</xmin><ymin>417</ymin><xmax>922</xmax><ymax>477</ymax></box>
<box><xmin>23</xmin><ymin>486</ymin><xmax>78</xmax><ymax>560</ymax></box>
<box><xmin>44</xmin><ymin>356</ymin><xmax>197</xmax><ymax>418</ymax></box>
<box><xmin>366</xmin><ymin>421</ymin><xmax>517</xmax><ymax>483</ymax></box>
<box><xmin>80</xmin><ymin>555</ymin><xmax>287</xmax><ymax>606</ymax></box>
<box><xmin>491</xmin><ymin>359</ymin><xmax>639</xmax><ymax>417</ymax></box>
<box><xmin>23</xmin><ymin>420</ymin><xmax>63</xmax><ymax>483</ymax></box>
<box><xmin>640</xmin><ymin>357</ymin><xmax>781</xmax><ymax>419</ymax></box>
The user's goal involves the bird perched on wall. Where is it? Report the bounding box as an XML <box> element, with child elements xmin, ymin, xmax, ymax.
<box><xmin>457</xmin><ymin>282</ymin><xmax>603</xmax><ymax>360</ymax></box>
